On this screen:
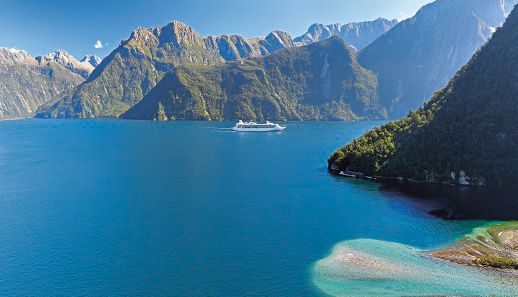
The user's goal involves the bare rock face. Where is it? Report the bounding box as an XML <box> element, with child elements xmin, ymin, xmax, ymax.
<box><xmin>359</xmin><ymin>0</ymin><xmax>518</xmax><ymax>117</ymax></box>
<box><xmin>294</xmin><ymin>18</ymin><xmax>398</xmax><ymax>50</ymax></box>
<box><xmin>36</xmin><ymin>49</ymin><xmax>95</xmax><ymax>79</ymax></box>
<box><xmin>0</xmin><ymin>48</ymin><xmax>83</xmax><ymax>119</ymax></box>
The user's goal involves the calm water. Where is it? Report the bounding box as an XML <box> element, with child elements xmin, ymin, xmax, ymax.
<box><xmin>0</xmin><ymin>120</ymin><xmax>490</xmax><ymax>296</ymax></box>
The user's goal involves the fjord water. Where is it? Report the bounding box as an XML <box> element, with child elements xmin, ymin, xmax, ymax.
<box><xmin>0</xmin><ymin>120</ymin><xmax>498</xmax><ymax>296</ymax></box>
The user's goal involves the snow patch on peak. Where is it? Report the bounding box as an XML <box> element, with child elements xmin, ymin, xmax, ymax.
<box><xmin>0</xmin><ymin>47</ymin><xmax>32</xmax><ymax>65</ymax></box>
<box><xmin>7</xmin><ymin>47</ymin><xmax>26</xmax><ymax>54</ymax></box>
<box><xmin>81</xmin><ymin>55</ymin><xmax>102</xmax><ymax>67</ymax></box>
<box><xmin>36</xmin><ymin>49</ymin><xmax>95</xmax><ymax>78</ymax></box>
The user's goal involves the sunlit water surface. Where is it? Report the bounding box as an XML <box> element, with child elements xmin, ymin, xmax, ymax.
<box><xmin>0</xmin><ymin>120</ymin><xmax>507</xmax><ymax>296</ymax></box>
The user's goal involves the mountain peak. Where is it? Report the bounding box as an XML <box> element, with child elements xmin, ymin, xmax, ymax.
<box><xmin>294</xmin><ymin>18</ymin><xmax>398</xmax><ymax>50</ymax></box>
<box><xmin>81</xmin><ymin>55</ymin><xmax>102</xmax><ymax>67</ymax></box>
<box><xmin>36</xmin><ymin>49</ymin><xmax>94</xmax><ymax>79</ymax></box>
<box><xmin>168</xmin><ymin>20</ymin><xmax>190</xmax><ymax>28</ymax></box>
<box><xmin>154</xmin><ymin>20</ymin><xmax>204</xmax><ymax>46</ymax></box>
<box><xmin>0</xmin><ymin>47</ymin><xmax>31</xmax><ymax>65</ymax></box>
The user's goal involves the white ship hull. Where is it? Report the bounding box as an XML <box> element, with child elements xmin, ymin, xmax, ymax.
<box><xmin>232</xmin><ymin>120</ymin><xmax>286</xmax><ymax>132</ymax></box>
<box><xmin>232</xmin><ymin>126</ymin><xmax>285</xmax><ymax>132</ymax></box>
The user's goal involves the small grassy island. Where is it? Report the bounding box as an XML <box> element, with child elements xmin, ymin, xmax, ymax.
<box><xmin>432</xmin><ymin>222</ymin><xmax>518</xmax><ymax>270</ymax></box>
<box><xmin>328</xmin><ymin>4</ymin><xmax>518</xmax><ymax>188</ymax></box>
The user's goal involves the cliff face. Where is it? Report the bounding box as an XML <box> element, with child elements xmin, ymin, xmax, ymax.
<box><xmin>208</xmin><ymin>31</ymin><xmax>296</xmax><ymax>61</ymax></box>
<box><xmin>121</xmin><ymin>37</ymin><xmax>383</xmax><ymax>121</ymax></box>
<box><xmin>0</xmin><ymin>48</ymin><xmax>83</xmax><ymax>119</ymax></box>
<box><xmin>36</xmin><ymin>50</ymin><xmax>96</xmax><ymax>79</ymax></box>
<box><xmin>294</xmin><ymin>18</ymin><xmax>398</xmax><ymax>50</ymax></box>
<box><xmin>329</xmin><ymin>4</ymin><xmax>518</xmax><ymax>188</ymax></box>
<box><xmin>36</xmin><ymin>21</ymin><xmax>297</xmax><ymax>119</ymax></box>
<box><xmin>359</xmin><ymin>0</ymin><xmax>518</xmax><ymax>118</ymax></box>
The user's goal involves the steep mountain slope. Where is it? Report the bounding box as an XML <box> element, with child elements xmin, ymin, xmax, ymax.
<box><xmin>36</xmin><ymin>50</ymin><xmax>95</xmax><ymax>79</ymax></box>
<box><xmin>121</xmin><ymin>37</ymin><xmax>383</xmax><ymax>121</ymax></box>
<box><xmin>0</xmin><ymin>48</ymin><xmax>84</xmax><ymax>119</ymax></box>
<box><xmin>37</xmin><ymin>21</ymin><xmax>297</xmax><ymax>118</ymax></box>
<box><xmin>359</xmin><ymin>0</ymin><xmax>517</xmax><ymax>118</ymax></box>
<box><xmin>328</xmin><ymin>4</ymin><xmax>518</xmax><ymax>187</ymax></box>
<box><xmin>294</xmin><ymin>18</ymin><xmax>398</xmax><ymax>50</ymax></box>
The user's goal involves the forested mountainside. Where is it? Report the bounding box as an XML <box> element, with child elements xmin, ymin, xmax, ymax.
<box><xmin>36</xmin><ymin>0</ymin><xmax>516</xmax><ymax>121</ymax></box>
<box><xmin>0</xmin><ymin>48</ymin><xmax>84</xmax><ymax>119</ymax></box>
<box><xmin>329</xmin><ymin>4</ymin><xmax>518</xmax><ymax>187</ymax></box>
<box><xmin>121</xmin><ymin>37</ymin><xmax>383</xmax><ymax>121</ymax></box>
<box><xmin>359</xmin><ymin>0</ymin><xmax>518</xmax><ymax>118</ymax></box>
<box><xmin>36</xmin><ymin>21</ymin><xmax>298</xmax><ymax>119</ymax></box>
<box><xmin>34</xmin><ymin>18</ymin><xmax>397</xmax><ymax>120</ymax></box>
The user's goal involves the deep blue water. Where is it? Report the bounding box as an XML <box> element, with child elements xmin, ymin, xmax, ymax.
<box><xmin>0</xmin><ymin>120</ymin><xmax>484</xmax><ymax>296</ymax></box>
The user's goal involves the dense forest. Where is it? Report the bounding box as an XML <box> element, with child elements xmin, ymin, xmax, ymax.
<box><xmin>121</xmin><ymin>37</ymin><xmax>384</xmax><ymax>121</ymax></box>
<box><xmin>328</xmin><ymin>5</ymin><xmax>518</xmax><ymax>187</ymax></box>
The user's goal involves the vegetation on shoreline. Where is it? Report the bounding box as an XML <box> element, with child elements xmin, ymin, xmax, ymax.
<box><xmin>328</xmin><ymin>5</ymin><xmax>518</xmax><ymax>187</ymax></box>
<box><xmin>475</xmin><ymin>256</ymin><xmax>518</xmax><ymax>270</ymax></box>
<box><xmin>432</xmin><ymin>222</ymin><xmax>518</xmax><ymax>270</ymax></box>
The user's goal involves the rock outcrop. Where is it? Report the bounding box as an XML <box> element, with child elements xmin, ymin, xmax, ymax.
<box><xmin>294</xmin><ymin>18</ymin><xmax>398</xmax><ymax>50</ymax></box>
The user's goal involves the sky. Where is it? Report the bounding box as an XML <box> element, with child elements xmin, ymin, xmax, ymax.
<box><xmin>0</xmin><ymin>0</ymin><xmax>434</xmax><ymax>58</ymax></box>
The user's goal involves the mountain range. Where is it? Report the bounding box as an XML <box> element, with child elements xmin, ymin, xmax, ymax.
<box><xmin>0</xmin><ymin>48</ymin><xmax>89</xmax><ymax>119</ymax></box>
<box><xmin>329</xmin><ymin>3</ymin><xmax>518</xmax><ymax>187</ymax></box>
<box><xmin>1</xmin><ymin>0</ymin><xmax>515</xmax><ymax>121</ymax></box>
<box><xmin>39</xmin><ymin>0</ymin><xmax>515</xmax><ymax>121</ymax></box>
<box><xmin>0</xmin><ymin>48</ymin><xmax>100</xmax><ymax>119</ymax></box>
<box><xmin>294</xmin><ymin>18</ymin><xmax>398</xmax><ymax>50</ymax></box>
<box><xmin>359</xmin><ymin>0</ymin><xmax>518</xmax><ymax>117</ymax></box>
<box><xmin>121</xmin><ymin>36</ymin><xmax>382</xmax><ymax>121</ymax></box>
<box><xmin>35</xmin><ymin>18</ymin><xmax>396</xmax><ymax>119</ymax></box>
<box><xmin>36</xmin><ymin>49</ymin><xmax>99</xmax><ymax>79</ymax></box>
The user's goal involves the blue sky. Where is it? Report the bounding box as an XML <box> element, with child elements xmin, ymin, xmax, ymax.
<box><xmin>0</xmin><ymin>0</ymin><xmax>433</xmax><ymax>58</ymax></box>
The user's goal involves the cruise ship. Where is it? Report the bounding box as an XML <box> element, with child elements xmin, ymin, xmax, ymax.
<box><xmin>232</xmin><ymin>120</ymin><xmax>286</xmax><ymax>132</ymax></box>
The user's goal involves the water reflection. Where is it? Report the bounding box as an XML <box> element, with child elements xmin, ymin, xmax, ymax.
<box><xmin>378</xmin><ymin>181</ymin><xmax>518</xmax><ymax>220</ymax></box>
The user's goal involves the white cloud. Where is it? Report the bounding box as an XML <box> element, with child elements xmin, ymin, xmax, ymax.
<box><xmin>94</xmin><ymin>40</ymin><xmax>103</xmax><ymax>49</ymax></box>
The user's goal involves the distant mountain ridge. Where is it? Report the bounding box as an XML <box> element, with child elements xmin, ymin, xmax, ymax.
<box><xmin>329</xmin><ymin>3</ymin><xmax>518</xmax><ymax>187</ymax></box>
<box><xmin>121</xmin><ymin>36</ymin><xmax>383</xmax><ymax>121</ymax></box>
<box><xmin>36</xmin><ymin>49</ymin><xmax>98</xmax><ymax>79</ymax></box>
<box><xmin>36</xmin><ymin>17</ymin><xmax>398</xmax><ymax>119</ymax></box>
<box><xmin>359</xmin><ymin>0</ymin><xmax>518</xmax><ymax>118</ymax></box>
<box><xmin>36</xmin><ymin>0</ymin><xmax>517</xmax><ymax>121</ymax></box>
<box><xmin>0</xmin><ymin>47</ymin><xmax>84</xmax><ymax>119</ymax></box>
<box><xmin>37</xmin><ymin>21</ymin><xmax>300</xmax><ymax>119</ymax></box>
<box><xmin>294</xmin><ymin>18</ymin><xmax>398</xmax><ymax>50</ymax></box>
<box><xmin>81</xmin><ymin>55</ymin><xmax>102</xmax><ymax>67</ymax></box>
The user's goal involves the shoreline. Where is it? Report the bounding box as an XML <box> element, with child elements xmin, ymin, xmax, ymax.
<box><xmin>328</xmin><ymin>167</ymin><xmax>491</xmax><ymax>189</ymax></box>
<box><xmin>313</xmin><ymin>222</ymin><xmax>518</xmax><ymax>297</ymax></box>
<box><xmin>430</xmin><ymin>222</ymin><xmax>518</xmax><ymax>271</ymax></box>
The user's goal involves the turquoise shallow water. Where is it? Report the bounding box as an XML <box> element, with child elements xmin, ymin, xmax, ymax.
<box><xmin>0</xmin><ymin>119</ymin><xmax>499</xmax><ymax>296</ymax></box>
<box><xmin>313</xmin><ymin>239</ymin><xmax>518</xmax><ymax>297</ymax></box>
